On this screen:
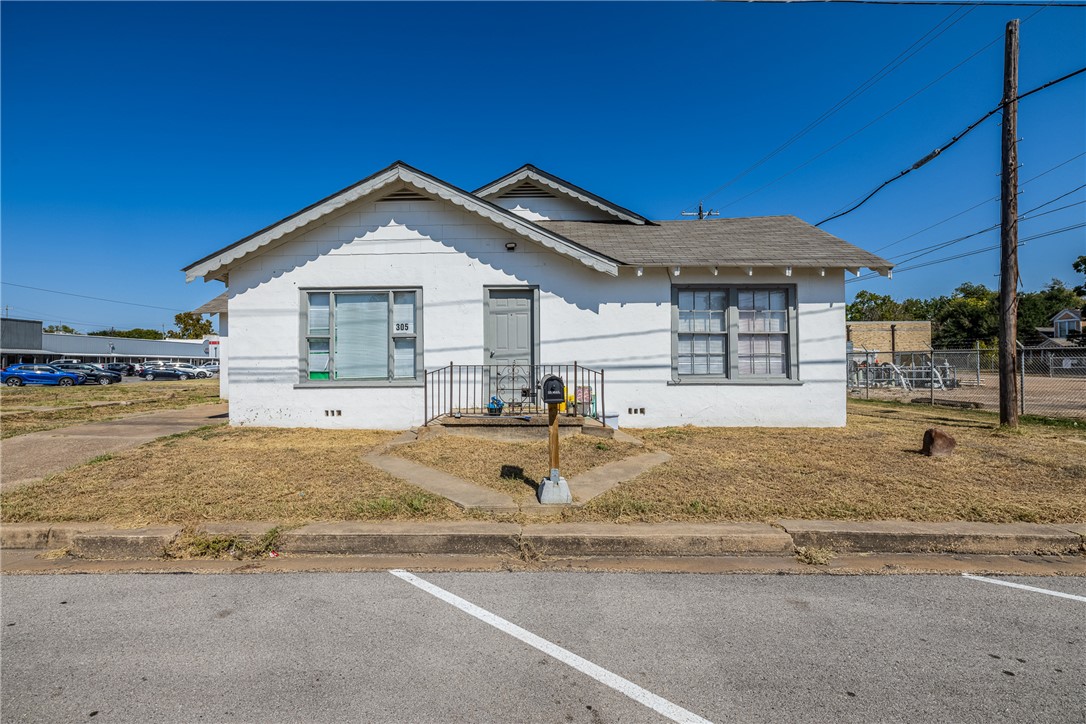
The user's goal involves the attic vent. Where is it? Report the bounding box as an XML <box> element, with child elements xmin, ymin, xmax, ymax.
<box><xmin>379</xmin><ymin>188</ymin><xmax>428</xmax><ymax>202</ymax></box>
<box><xmin>499</xmin><ymin>182</ymin><xmax>556</xmax><ymax>199</ymax></box>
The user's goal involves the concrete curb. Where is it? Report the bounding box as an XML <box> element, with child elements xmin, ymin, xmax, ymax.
<box><xmin>70</xmin><ymin>526</ymin><xmax>182</xmax><ymax>560</ymax></box>
<box><xmin>1</xmin><ymin>522</ymin><xmax>114</xmax><ymax>550</ymax></box>
<box><xmin>2</xmin><ymin>520</ymin><xmax>1083</xmax><ymax>560</ymax></box>
<box><xmin>521</xmin><ymin>522</ymin><xmax>793</xmax><ymax>556</ymax></box>
<box><xmin>279</xmin><ymin>522</ymin><xmax>522</xmax><ymax>555</ymax></box>
<box><xmin>777</xmin><ymin>520</ymin><xmax>1084</xmax><ymax>555</ymax></box>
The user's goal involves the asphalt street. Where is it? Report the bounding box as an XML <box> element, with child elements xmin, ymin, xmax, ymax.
<box><xmin>1</xmin><ymin>572</ymin><xmax>1083</xmax><ymax>723</ymax></box>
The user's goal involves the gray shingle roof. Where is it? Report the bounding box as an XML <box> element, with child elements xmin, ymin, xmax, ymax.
<box><xmin>537</xmin><ymin>216</ymin><xmax>891</xmax><ymax>270</ymax></box>
<box><xmin>193</xmin><ymin>292</ymin><xmax>228</xmax><ymax>315</ymax></box>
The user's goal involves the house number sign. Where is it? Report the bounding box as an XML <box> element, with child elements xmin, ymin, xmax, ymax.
<box><xmin>394</xmin><ymin>322</ymin><xmax>414</xmax><ymax>334</ymax></box>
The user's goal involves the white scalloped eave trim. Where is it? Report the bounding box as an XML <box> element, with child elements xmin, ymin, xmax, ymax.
<box><xmin>401</xmin><ymin>172</ymin><xmax>617</xmax><ymax>276</ymax></box>
<box><xmin>187</xmin><ymin>166</ymin><xmax>618</xmax><ymax>281</ymax></box>
<box><xmin>482</xmin><ymin>170</ymin><xmax>644</xmax><ymax>225</ymax></box>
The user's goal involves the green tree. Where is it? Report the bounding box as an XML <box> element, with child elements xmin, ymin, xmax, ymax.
<box><xmin>88</xmin><ymin>328</ymin><xmax>165</xmax><ymax>340</ymax></box>
<box><xmin>846</xmin><ymin>291</ymin><xmax>904</xmax><ymax>321</ymax></box>
<box><xmin>1073</xmin><ymin>255</ymin><xmax>1086</xmax><ymax>298</ymax></box>
<box><xmin>931</xmin><ymin>283</ymin><xmax>999</xmax><ymax>347</ymax></box>
<box><xmin>168</xmin><ymin>312</ymin><xmax>214</xmax><ymax>339</ymax></box>
<box><xmin>43</xmin><ymin>324</ymin><xmax>78</xmax><ymax>334</ymax></box>
<box><xmin>847</xmin><ymin>291</ymin><xmax>937</xmax><ymax>322</ymax></box>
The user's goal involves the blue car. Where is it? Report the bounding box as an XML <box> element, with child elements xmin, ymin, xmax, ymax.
<box><xmin>2</xmin><ymin>364</ymin><xmax>86</xmax><ymax>387</ymax></box>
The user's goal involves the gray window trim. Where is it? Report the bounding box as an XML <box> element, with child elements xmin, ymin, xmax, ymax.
<box><xmin>299</xmin><ymin>287</ymin><xmax>423</xmax><ymax>385</ymax></box>
<box><xmin>671</xmin><ymin>283</ymin><xmax>800</xmax><ymax>384</ymax></box>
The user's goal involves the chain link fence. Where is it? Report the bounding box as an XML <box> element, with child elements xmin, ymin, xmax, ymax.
<box><xmin>847</xmin><ymin>346</ymin><xmax>1086</xmax><ymax>420</ymax></box>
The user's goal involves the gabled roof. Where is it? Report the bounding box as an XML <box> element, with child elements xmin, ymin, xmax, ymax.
<box><xmin>474</xmin><ymin>164</ymin><xmax>653</xmax><ymax>226</ymax></box>
<box><xmin>1051</xmin><ymin>308</ymin><xmax>1082</xmax><ymax>322</ymax></box>
<box><xmin>536</xmin><ymin>217</ymin><xmax>892</xmax><ymax>271</ymax></box>
<box><xmin>183</xmin><ymin>162</ymin><xmax>620</xmax><ymax>282</ymax></box>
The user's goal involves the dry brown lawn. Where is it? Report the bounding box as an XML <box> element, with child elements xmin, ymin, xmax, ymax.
<box><xmin>0</xmin><ymin>426</ymin><xmax>463</xmax><ymax>526</ymax></box>
<box><xmin>391</xmin><ymin>434</ymin><xmax>644</xmax><ymax>502</ymax></box>
<box><xmin>0</xmin><ymin>379</ymin><xmax>221</xmax><ymax>438</ymax></box>
<box><xmin>564</xmin><ymin>400</ymin><xmax>1086</xmax><ymax>524</ymax></box>
<box><xmin>3</xmin><ymin>399</ymin><xmax>1082</xmax><ymax>527</ymax></box>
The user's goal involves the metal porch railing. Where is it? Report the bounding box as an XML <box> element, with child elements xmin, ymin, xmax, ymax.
<box><xmin>424</xmin><ymin>363</ymin><xmax>605</xmax><ymax>425</ymax></box>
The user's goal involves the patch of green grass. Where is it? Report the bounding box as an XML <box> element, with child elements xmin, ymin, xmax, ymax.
<box><xmin>86</xmin><ymin>454</ymin><xmax>114</xmax><ymax>465</ymax></box>
<box><xmin>175</xmin><ymin>526</ymin><xmax>284</xmax><ymax>559</ymax></box>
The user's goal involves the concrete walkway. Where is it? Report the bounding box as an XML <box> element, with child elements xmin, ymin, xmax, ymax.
<box><xmin>363</xmin><ymin>430</ymin><xmax>671</xmax><ymax>513</ymax></box>
<box><xmin>1</xmin><ymin>403</ymin><xmax>229</xmax><ymax>491</ymax></box>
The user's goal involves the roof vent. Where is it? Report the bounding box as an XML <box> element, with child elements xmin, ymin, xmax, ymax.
<box><xmin>379</xmin><ymin>187</ymin><xmax>429</xmax><ymax>202</ymax></box>
<box><xmin>499</xmin><ymin>182</ymin><xmax>556</xmax><ymax>199</ymax></box>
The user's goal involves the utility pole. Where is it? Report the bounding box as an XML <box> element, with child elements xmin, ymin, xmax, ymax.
<box><xmin>681</xmin><ymin>202</ymin><xmax>720</xmax><ymax>220</ymax></box>
<box><xmin>999</xmin><ymin>19</ymin><xmax>1020</xmax><ymax>428</ymax></box>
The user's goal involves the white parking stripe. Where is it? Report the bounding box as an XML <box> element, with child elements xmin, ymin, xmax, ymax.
<box><xmin>962</xmin><ymin>573</ymin><xmax>1086</xmax><ymax>602</ymax></box>
<box><xmin>390</xmin><ymin>569</ymin><xmax>713</xmax><ymax>724</ymax></box>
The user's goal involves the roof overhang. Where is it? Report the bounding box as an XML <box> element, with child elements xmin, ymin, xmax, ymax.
<box><xmin>193</xmin><ymin>292</ymin><xmax>228</xmax><ymax>316</ymax></box>
<box><xmin>183</xmin><ymin>162</ymin><xmax>620</xmax><ymax>282</ymax></box>
<box><xmin>474</xmin><ymin>165</ymin><xmax>652</xmax><ymax>225</ymax></box>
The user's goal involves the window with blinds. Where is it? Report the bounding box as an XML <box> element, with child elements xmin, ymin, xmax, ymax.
<box><xmin>676</xmin><ymin>289</ymin><xmax>727</xmax><ymax>376</ymax></box>
<box><xmin>304</xmin><ymin>290</ymin><xmax>420</xmax><ymax>382</ymax></box>
<box><xmin>672</xmin><ymin>285</ymin><xmax>796</xmax><ymax>382</ymax></box>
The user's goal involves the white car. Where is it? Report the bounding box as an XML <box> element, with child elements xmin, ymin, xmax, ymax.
<box><xmin>168</xmin><ymin>363</ymin><xmax>212</xmax><ymax>378</ymax></box>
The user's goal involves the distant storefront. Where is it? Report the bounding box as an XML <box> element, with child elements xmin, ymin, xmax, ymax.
<box><xmin>0</xmin><ymin>317</ymin><xmax>217</xmax><ymax>367</ymax></box>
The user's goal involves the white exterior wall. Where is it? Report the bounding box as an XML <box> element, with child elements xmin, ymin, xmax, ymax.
<box><xmin>225</xmin><ymin>195</ymin><xmax>846</xmax><ymax>430</ymax></box>
<box><xmin>491</xmin><ymin>195</ymin><xmax>614</xmax><ymax>222</ymax></box>
<box><xmin>217</xmin><ymin>312</ymin><xmax>229</xmax><ymax>401</ymax></box>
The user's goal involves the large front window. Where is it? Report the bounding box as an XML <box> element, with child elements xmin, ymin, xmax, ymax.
<box><xmin>305</xmin><ymin>290</ymin><xmax>420</xmax><ymax>382</ymax></box>
<box><xmin>672</xmin><ymin>285</ymin><xmax>797</xmax><ymax>382</ymax></box>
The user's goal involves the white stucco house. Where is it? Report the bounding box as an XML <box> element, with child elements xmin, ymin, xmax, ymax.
<box><xmin>184</xmin><ymin>162</ymin><xmax>892</xmax><ymax>429</ymax></box>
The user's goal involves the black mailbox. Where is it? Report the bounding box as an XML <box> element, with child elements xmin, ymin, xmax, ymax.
<box><xmin>541</xmin><ymin>375</ymin><xmax>565</xmax><ymax>405</ymax></box>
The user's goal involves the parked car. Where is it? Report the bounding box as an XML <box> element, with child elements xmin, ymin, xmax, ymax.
<box><xmin>201</xmin><ymin>362</ymin><xmax>220</xmax><ymax>374</ymax></box>
<box><xmin>2</xmin><ymin>364</ymin><xmax>86</xmax><ymax>387</ymax></box>
<box><xmin>52</xmin><ymin>363</ymin><xmax>123</xmax><ymax>385</ymax></box>
<box><xmin>104</xmin><ymin>363</ymin><xmax>135</xmax><ymax>376</ymax></box>
<box><xmin>168</xmin><ymin>363</ymin><xmax>212</xmax><ymax>378</ymax></box>
<box><xmin>47</xmin><ymin>358</ymin><xmax>82</xmax><ymax>365</ymax></box>
<box><xmin>134</xmin><ymin>361</ymin><xmax>168</xmax><ymax>376</ymax></box>
<box><xmin>139</xmin><ymin>367</ymin><xmax>193</xmax><ymax>381</ymax></box>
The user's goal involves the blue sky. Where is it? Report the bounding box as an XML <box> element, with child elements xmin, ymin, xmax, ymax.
<box><xmin>2</xmin><ymin>1</ymin><xmax>1084</xmax><ymax>334</ymax></box>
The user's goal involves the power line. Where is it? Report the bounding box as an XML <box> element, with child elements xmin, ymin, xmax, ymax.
<box><xmin>847</xmin><ymin>220</ymin><xmax>1086</xmax><ymax>282</ymax></box>
<box><xmin>681</xmin><ymin>6</ymin><xmax>974</xmax><ymax>214</ymax></box>
<box><xmin>852</xmin><ymin>184</ymin><xmax>1086</xmax><ymax>277</ymax></box>
<box><xmin>852</xmin><ymin>188</ymin><xmax>1086</xmax><ymax>282</ymax></box>
<box><xmin>0</xmin><ymin>282</ymin><xmax>187</xmax><ymax>312</ymax></box>
<box><xmin>1017</xmin><ymin>182</ymin><xmax>1086</xmax><ymax>214</ymax></box>
<box><xmin>684</xmin><ymin>4</ymin><xmax>1055</xmax><ymax>216</ymax></box>
<box><xmin>872</xmin><ymin>150</ymin><xmax>1086</xmax><ymax>253</ymax></box>
<box><xmin>3</xmin><ymin>303</ymin><xmax>162</xmax><ymax>331</ymax></box>
<box><xmin>4</xmin><ymin>308</ymin><xmax>128</xmax><ymax>332</ymax></box>
<box><xmin>883</xmin><ymin>187</ymin><xmax>1086</xmax><ymax>264</ymax></box>
<box><xmin>712</xmin><ymin>18</ymin><xmax>1019</xmax><ymax>214</ymax></box>
<box><xmin>817</xmin><ymin>66</ymin><xmax>1086</xmax><ymax>226</ymax></box>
